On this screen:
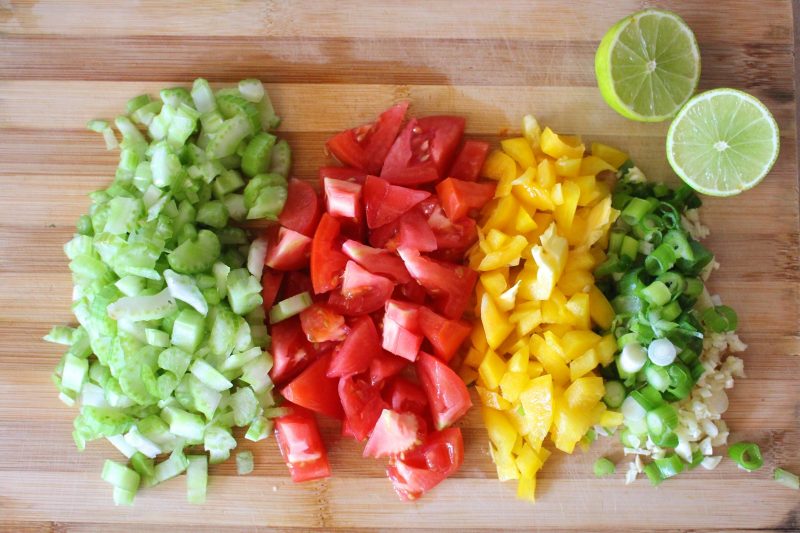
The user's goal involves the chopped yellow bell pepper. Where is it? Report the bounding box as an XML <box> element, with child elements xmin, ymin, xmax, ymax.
<box><xmin>564</xmin><ymin>376</ymin><xmax>605</xmax><ymax>411</ymax></box>
<box><xmin>478</xmin><ymin>348</ymin><xmax>507</xmax><ymax>390</ymax></box>
<box><xmin>537</xmin><ymin>158</ymin><xmax>557</xmax><ymax>188</ymax></box>
<box><xmin>481</xmin><ymin>149</ymin><xmax>517</xmax><ymax>182</ymax></box>
<box><xmin>588</xmin><ymin>285</ymin><xmax>615</xmax><ymax>330</ymax></box>
<box><xmin>515</xmin><ymin>443</ymin><xmax>545</xmax><ymax>478</ymax></box>
<box><xmin>515</xmin><ymin>205</ymin><xmax>538</xmax><ymax>233</ymax></box>
<box><xmin>481</xmin><ymin>293</ymin><xmax>514</xmax><ymax>350</ymax></box>
<box><xmin>574</xmin><ymin>175</ymin><xmax>602</xmax><ymax>207</ymax></box>
<box><xmin>508</xmin><ymin>346</ymin><xmax>530</xmax><ymax>373</ymax></box>
<box><xmin>501</xmin><ymin>137</ymin><xmax>536</xmax><ymax>168</ymax></box>
<box><xmin>496</xmin><ymin>281</ymin><xmax>521</xmax><ymax>312</ymax></box>
<box><xmin>483</xmin><ymin>406</ymin><xmax>518</xmax><ymax>455</ymax></box>
<box><xmin>599</xmin><ymin>410</ymin><xmax>625</xmax><ymax>428</ymax></box>
<box><xmin>565</xmin><ymin>292</ymin><xmax>591</xmax><ymax>329</ymax></box>
<box><xmin>553</xmin><ymin>179</ymin><xmax>581</xmax><ymax>232</ymax></box>
<box><xmin>500</xmin><ymin>371</ymin><xmax>530</xmax><ymax>403</ymax></box>
<box><xmin>477</xmin><ymin>385</ymin><xmax>512</xmax><ymax>411</ymax></box>
<box><xmin>561</xmin><ymin>330</ymin><xmax>601</xmax><ymax>361</ymax></box>
<box><xmin>530</xmin><ymin>335</ymin><xmax>570</xmax><ymax>386</ymax></box>
<box><xmin>518</xmin><ymin>374</ymin><xmax>554</xmax><ymax>450</ymax></box>
<box><xmin>590</xmin><ymin>142</ymin><xmax>628</xmax><ymax>169</ymax></box>
<box><xmin>595</xmin><ymin>334</ymin><xmax>617</xmax><ymax>367</ymax></box>
<box><xmin>557</xmin><ymin>269</ymin><xmax>594</xmax><ymax>296</ymax></box>
<box><xmin>555</xmin><ymin>157</ymin><xmax>582</xmax><ymax>178</ymax></box>
<box><xmin>512</xmin><ymin>181</ymin><xmax>555</xmax><ymax>212</ymax></box>
<box><xmin>540</xmin><ymin>127</ymin><xmax>585</xmax><ymax>159</ymax></box>
<box><xmin>480</xmin><ymin>270</ymin><xmax>507</xmax><ymax>297</ymax></box>
<box><xmin>569</xmin><ymin>348</ymin><xmax>599</xmax><ymax>381</ymax></box>
<box><xmin>479</xmin><ymin>234</ymin><xmax>528</xmax><ymax>270</ymax></box>
<box><xmin>579</xmin><ymin>155</ymin><xmax>616</xmax><ymax>176</ymax></box>
<box><xmin>458</xmin><ymin>366</ymin><xmax>479</xmax><ymax>386</ymax></box>
<box><xmin>489</xmin><ymin>443</ymin><xmax>520</xmax><ymax>481</ymax></box>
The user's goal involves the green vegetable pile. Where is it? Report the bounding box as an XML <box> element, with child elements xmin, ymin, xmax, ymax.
<box><xmin>45</xmin><ymin>78</ymin><xmax>291</xmax><ymax>505</ymax></box>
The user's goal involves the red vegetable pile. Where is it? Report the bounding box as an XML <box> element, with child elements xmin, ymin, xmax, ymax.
<box><xmin>263</xmin><ymin>103</ymin><xmax>495</xmax><ymax>500</ymax></box>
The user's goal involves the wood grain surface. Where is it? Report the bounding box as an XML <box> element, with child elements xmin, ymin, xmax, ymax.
<box><xmin>1</xmin><ymin>1</ymin><xmax>798</xmax><ymax>531</ymax></box>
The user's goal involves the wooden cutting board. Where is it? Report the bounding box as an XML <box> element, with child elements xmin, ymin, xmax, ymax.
<box><xmin>1</xmin><ymin>1</ymin><xmax>797</xmax><ymax>531</ymax></box>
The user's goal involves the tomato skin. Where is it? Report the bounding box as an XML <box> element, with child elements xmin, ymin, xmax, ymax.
<box><xmin>363</xmin><ymin>175</ymin><xmax>431</xmax><ymax>229</ymax></box>
<box><xmin>386</xmin><ymin>427</ymin><xmax>464</xmax><ymax>500</ymax></box>
<box><xmin>449</xmin><ymin>140</ymin><xmax>490</xmax><ymax>182</ymax></box>
<box><xmin>323</xmin><ymin>178</ymin><xmax>363</xmax><ymax>221</ymax></box>
<box><xmin>326</xmin><ymin>102</ymin><xmax>409</xmax><ymax>174</ymax></box>
<box><xmin>397</xmin><ymin>209</ymin><xmax>438</xmax><ymax>252</ymax></box>
<box><xmin>418</xmin><ymin>307</ymin><xmax>471</xmax><ymax>363</ymax></box>
<box><xmin>368</xmin><ymin>351</ymin><xmax>409</xmax><ymax>386</ymax></box>
<box><xmin>270</xmin><ymin>316</ymin><xmax>316</xmax><ymax>386</ymax></box>
<box><xmin>436</xmin><ymin>178</ymin><xmax>496</xmax><ymax>221</ymax></box>
<box><xmin>363</xmin><ymin>409</ymin><xmax>420</xmax><ymax>458</ymax></box>
<box><xmin>327</xmin><ymin>272</ymin><xmax>395</xmax><ymax>316</ymax></box>
<box><xmin>265</xmin><ymin>226</ymin><xmax>313</xmax><ymax>271</ymax></box>
<box><xmin>381</xmin><ymin>117</ymin><xmax>466</xmax><ymax>185</ymax></box>
<box><xmin>274</xmin><ymin>404</ymin><xmax>332</xmax><ymax>482</ymax></box>
<box><xmin>397</xmin><ymin>248</ymin><xmax>478</xmax><ymax>319</ymax></box>
<box><xmin>341</xmin><ymin>239</ymin><xmax>411</xmax><ymax>283</ymax></box>
<box><xmin>279</xmin><ymin>178</ymin><xmax>322</xmax><ymax>236</ymax></box>
<box><xmin>299</xmin><ymin>303</ymin><xmax>348</xmax><ymax>343</ymax></box>
<box><xmin>395</xmin><ymin>281</ymin><xmax>428</xmax><ymax>304</ymax></box>
<box><xmin>368</xmin><ymin>217</ymin><xmax>401</xmax><ymax>249</ymax></box>
<box><xmin>384</xmin><ymin>299</ymin><xmax>421</xmax><ymax>331</ymax></box>
<box><xmin>415</xmin><ymin>352</ymin><xmax>472</xmax><ymax>430</ymax></box>
<box><xmin>341</xmin><ymin>261</ymin><xmax>395</xmax><ymax>300</ymax></box>
<box><xmin>261</xmin><ymin>269</ymin><xmax>285</xmax><ymax>312</ymax></box>
<box><xmin>338</xmin><ymin>376</ymin><xmax>388</xmax><ymax>441</ymax></box>
<box><xmin>319</xmin><ymin>166</ymin><xmax>368</xmax><ymax>186</ymax></box>
<box><xmin>281</xmin><ymin>351</ymin><xmax>344</xmax><ymax>419</ymax></box>
<box><xmin>327</xmin><ymin>315</ymin><xmax>381</xmax><ymax>378</ymax></box>
<box><xmin>381</xmin><ymin>315</ymin><xmax>423</xmax><ymax>361</ymax></box>
<box><xmin>383</xmin><ymin>376</ymin><xmax>429</xmax><ymax>417</ymax></box>
<box><xmin>278</xmin><ymin>270</ymin><xmax>313</xmax><ymax>301</ymax></box>
<box><xmin>310</xmin><ymin>213</ymin><xmax>349</xmax><ymax>294</ymax></box>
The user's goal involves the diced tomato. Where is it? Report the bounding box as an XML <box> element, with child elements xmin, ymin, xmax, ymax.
<box><xmin>281</xmin><ymin>351</ymin><xmax>343</xmax><ymax>419</ymax></box>
<box><xmin>415</xmin><ymin>352</ymin><xmax>472</xmax><ymax>430</ymax></box>
<box><xmin>384</xmin><ymin>299</ymin><xmax>421</xmax><ymax>331</ymax></box>
<box><xmin>418</xmin><ymin>307</ymin><xmax>471</xmax><ymax>363</ymax></box>
<box><xmin>279</xmin><ymin>178</ymin><xmax>322</xmax><ymax>236</ymax></box>
<box><xmin>270</xmin><ymin>316</ymin><xmax>316</xmax><ymax>386</ymax></box>
<box><xmin>326</xmin><ymin>102</ymin><xmax>409</xmax><ymax>175</ymax></box>
<box><xmin>261</xmin><ymin>269</ymin><xmax>285</xmax><ymax>311</ymax></box>
<box><xmin>382</xmin><ymin>315</ymin><xmax>423</xmax><ymax>361</ymax></box>
<box><xmin>448</xmin><ymin>140</ymin><xmax>490</xmax><ymax>182</ymax></box>
<box><xmin>299</xmin><ymin>303</ymin><xmax>348</xmax><ymax>343</ymax></box>
<box><xmin>383</xmin><ymin>376</ymin><xmax>429</xmax><ymax>417</ymax></box>
<box><xmin>279</xmin><ymin>270</ymin><xmax>313</xmax><ymax>300</ymax></box>
<box><xmin>363</xmin><ymin>175</ymin><xmax>431</xmax><ymax>229</ymax></box>
<box><xmin>319</xmin><ymin>166</ymin><xmax>368</xmax><ymax>186</ymax></box>
<box><xmin>341</xmin><ymin>239</ymin><xmax>411</xmax><ymax>283</ymax></box>
<box><xmin>397</xmin><ymin>248</ymin><xmax>477</xmax><ymax>319</ymax></box>
<box><xmin>395</xmin><ymin>281</ymin><xmax>427</xmax><ymax>304</ymax></box>
<box><xmin>265</xmin><ymin>226</ymin><xmax>312</xmax><ymax>271</ymax></box>
<box><xmin>274</xmin><ymin>404</ymin><xmax>331</xmax><ymax>482</ymax></box>
<box><xmin>436</xmin><ymin>178</ymin><xmax>496</xmax><ymax>221</ymax></box>
<box><xmin>327</xmin><ymin>315</ymin><xmax>381</xmax><ymax>378</ymax></box>
<box><xmin>324</xmin><ymin>178</ymin><xmax>363</xmax><ymax>221</ymax></box>
<box><xmin>368</xmin><ymin>217</ymin><xmax>401</xmax><ymax>249</ymax></box>
<box><xmin>428</xmin><ymin>209</ymin><xmax>478</xmax><ymax>251</ymax></box>
<box><xmin>310</xmin><ymin>213</ymin><xmax>348</xmax><ymax>294</ymax></box>
<box><xmin>341</xmin><ymin>261</ymin><xmax>395</xmax><ymax>300</ymax></box>
<box><xmin>368</xmin><ymin>351</ymin><xmax>409</xmax><ymax>386</ymax></box>
<box><xmin>386</xmin><ymin>428</ymin><xmax>464</xmax><ymax>500</ymax></box>
<box><xmin>363</xmin><ymin>409</ymin><xmax>420</xmax><ymax>458</ymax></box>
<box><xmin>397</xmin><ymin>209</ymin><xmax>437</xmax><ymax>252</ymax></box>
<box><xmin>381</xmin><ymin>116</ymin><xmax>466</xmax><ymax>185</ymax></box>
<box><xmin>338</xmin><ymin>376</ymin><xmax>388</xmax><ymax>441</ymax></box>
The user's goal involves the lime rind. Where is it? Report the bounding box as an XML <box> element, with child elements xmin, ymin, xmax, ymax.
<box><xmin>666</xmin><ymin>88</ymin><xmax>780</xmax><ymax>197</ymax></box>
<box><xmin>596</xmin><ymin>9</ymin><xmax>700</xmax><ymax>122</ymax></box>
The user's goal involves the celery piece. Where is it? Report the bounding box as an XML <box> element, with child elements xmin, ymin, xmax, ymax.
<box><xmin>269</xmin><ymin>292</ymin><xmax>312</xmax><ymax>324</ymax></box>
<box><xmin>186</xmin><ymin>455</ymin><xmax>208</xmax><ymax>504</ymax></box>
<box><xmin>196</xmin><ymin>200</ymin><xmax>229</xmax><ymax>229</ymax></box>
<box><xmin>191</xmin><ymin>79</ymin><xmax>217</xmax><ymax>114</ymax></box>
<box><xmin>112</xmin><ymin>486</ymin><xmax>136</xmax><ymax>506</ymax></box>
<box><xmin>160</xmin><ymin>87</ymin><xmax>191</xmax><ymax>107</ymax></box>
<box><xmin>157</xmin><ymin>347</ymin><xmax>192</xmax><ymax>378</ymax></box>
<box><xmin>236</xmin><ymin>451</ymin><xmax>254</xmax><ymax>475</ymax></box>
<box><xmin>238</xmin><ymin>79</ymin><xmax>264</xmax><ymax>103</ymax></box>
<box><xmin>212</xmin><ymin>170</ymin><xmax>245</xmax><ymax>199</ymax></box>
<box><xmin>188</xmin><ymin>375</ymin><xmax>222</xmax><ymax>420</ymax></box>
<box><xmin>230</xmin><ymin>386</ymin><xmax>258</xmax><ymax>426</ymax></box>
<box><xmin>241</xmin><ymin>132</ymin><xmax>277</xmax><ymax>177</ymax></box>
<box><xmin>245</xmin><ymin>415</ymin><xmax>272</xmax><ymax>442</ymax></box>
<box><xmin>206</xmin><ymin>114</ymin><xmax>252</xmax><ymax>159</ymax></box>
<box><xmin>226</xmin><ymin>269</ymin><xmax>263</xmax><ymax>315</ymax></box>
<box><xmin>153</xmin><ymin>448</ymin><xmax>189</xmax><ymax>485</ymax></box>
<box><xmin>102</xmin><ymin>459</ymin><xmax>141</xmax><ymax>492</ymax></box>
<box><xmin>217</xmin><ymin>93</ymin><xmax>260</xmax><ymax>133</ymax></box>
<box><xmin>203</xmin><ymin>425</ymin><xmax>236</xmax><ymax>464</ymax></box>
<box><xmin>247</xmin><ymin>235</ymin><xmax>269</xmax><ymax>280</ymax></box>
<box><xmin>87</xmin><ymin>119</ymin><xmax>109</xmax><ymax>132</ymax></box>
<box><xmin>144</xmin><ymin>328</ymin><xmax>170</xmax><ymax>348</ymax></box>
<box><xmin>164</xmin><ymin>269</ymin><xmax>208</xmax><ymax>315</ymax></box>
<box><xmin>102</xmin><ymin>127</ymin><xmax>119</xmax><ymax>150</ymax></box>
<box><xmin>240</xmin><ymin>354</ymin><xmax>274</xmax><ymax>394</ymax></box>
<box><xmin>256</xmin><ymin>90</ymin><xmax>281</xmax><ymax>130</ymax></box>
<box><xmin>167</xmin><ymin>229</ymin><xmax>221</xmax><ymax>275</ymax></box>
<box><xmin>44</xmin><ymin>325</ymin><xmax>76</xmax><ymax>346</ymax></box>
<box><xmin>130</xmin><ymin>451</ymin><xmax>155</xmax><ymax>478</ymax></box>
<box><xmin>162</xmin><ymin>406</ymin><xmax>206</xmax><ymax>442</ymax></box>
<box><xmin>126</xmin><ymin>94</ymin><xmax>152</xmax><ymax>114</ymax></box>
<box><xmin>268</xmin><ymin>139</ymin><xmax>291</xmax><ymax>178</ymax></box>
<box><xmin>209</xmin><ymin>307</ymin><xmax>238</xmax><ymax>357</ymax></box>
<box><xmin>190</xmin><ymin>359</ymin><xmax>233</xmax><ymax>392</ymax></box>
<box><xmin>123</xmin><ymin>426</ymin><xmax>162</xmax><ymax>458</ymax></box>
<box><xmin>61</xmin><ymin>353</ymin><xmax>89</xmax><ymax>393</ymax></box>
<box><xmin>223</xmin><ymin>194</ymin><xmax>247</xmax><ymax>222</ymax></box>
<box><xmin>106</xmin><ymin>288</ymin><xmax>177</xmax><ymax>322</ymax></box>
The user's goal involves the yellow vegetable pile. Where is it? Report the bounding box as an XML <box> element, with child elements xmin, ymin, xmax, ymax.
<box><xmin>459</xmin><ymin>116</ymin><xmax>627</xmax><ymax>502</ymax></box>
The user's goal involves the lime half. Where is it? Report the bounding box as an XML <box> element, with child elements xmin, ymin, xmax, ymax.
<box><xmin>666</xmin><ymin>88</ymin><xmax>780</xmax><ymax>197</ymax></box>
<box><xmin>595</xmin><ymin>9</ymin><xmax>700</xmax><ymax>122</ymax></box>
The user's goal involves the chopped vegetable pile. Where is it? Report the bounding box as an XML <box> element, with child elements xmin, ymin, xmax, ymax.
<box><xmin>263</xmin><ymin>103</ymin><xmax>492</xmax><ymax>499</ymax></box>
<box><xmin>462</xmin><ymin>116</ymin><xmax>622</xmax><ymax>501</ymax></box>
<box><xmin>46</xmin><ymin>78</ymin><xmax>291</xmax><ymax>505</ymax></box>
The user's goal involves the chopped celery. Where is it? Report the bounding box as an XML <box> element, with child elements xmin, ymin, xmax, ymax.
<box><xmin>241</xmin><ymin>132</ymin><xmax>277</xmax><ymax>177</ymax></box>
<box><xmin>268</xmin><ymin>140</ymin><xmax>291</xmax><ymax>177</ymax></box>
<box><xmin>190</xmin><ymin>359</ymin><xmax>233</xmax><ymax>392</ymax></box>
<box><xmin>236</xmin><ymin>451</ymin><xmax>254</xmax><ymax>475</ymax></box>
<box><xmin>102</xmin><ymin>459</ymin><xmax>141</xmax><ymax>494</ymax></box>
<box><xmin>186</xmin><ymin>455</ymin><xmax>208</xmax><ymax>504</ymax></box>
<box><xmin>269</xmin><ymin>292</ymin><xmax>312</xmax><ymax>324</ymax></box>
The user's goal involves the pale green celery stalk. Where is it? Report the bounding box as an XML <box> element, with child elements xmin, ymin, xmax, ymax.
<box><xmin>190</xmin><ymin>360</ymin><xmax>233</xmax><ymax>392</ymax></box>
<box><xmin>236</xmin><ymin>451</ymin><xmax>254</xmax><ymax>475</ymax></box>
<box><xmin>269</xmin><ymin>292</ymin><xmax>312</xmax><ymax>324</ymax></box>
<box><xmin>44</xmin><ymin>325</ymin><xmax>76</xmax><ymax>345</ymax></box>
<box><xmin>230</xmin><ymin>386</ymin><xmax>259</xmax><ymax>426</ymax></box>
<box><xmin>164</xmin><ymin>269</ymin><xmax>208</xmax><ymax>315</ymax></box>
<box><xmin>245</xmin><ymin>415</ymin><xmax>272</xmax><ymax>442</ymax></box>
<box><xmin>186</xmin><ymin>455</ymin><xmax>208</xmax><ymax>504</ymax></box>
<box><xmin>106</xmin><ymin>288</ymin><xmax>177</xmax><ymax>322</ymax></box>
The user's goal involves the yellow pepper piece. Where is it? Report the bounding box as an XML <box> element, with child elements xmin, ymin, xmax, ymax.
<box><xmin>512</xmin><ymin>433</ymin><xmax>525</xmax><ymax>455</ymax></box>
<box><xmin>510</xmin><ymin>302</ymin><xmax>543</xmax><ymax>337</ymax></box>
<box><xmin>463</xmin><ymin>346</ymin><xmax>484</xmax><ymax>368</ymax></box>
<box><xmin>589</xmin><ymin>285</ymin><xmax>615</xmax><ymax>330</ymax></box>
<box><xmin>481</xmin><ymin>195</ymin><xmax>517</xmax><ymax>232</ymax></box>
<box><xmin>489</xmin><ymin>444</ymin><xmax>520</xmax><ymax>481</ymax></box>
<box><xmin>600</xmin><ymin>410</ymin><xmax>625</xmax><ymax>428</ymax></box>
<box><xmin>565</xmin><ymin>292</ymin><xmax>591</xmax><ymax>329</ymax></box>
<box><xmin>557</xmin><ymin>269</ymin><xmax>594</xmax><ymax>296</ymax></box>
<box><xmin>496</xmin><ymin>281</ymin><xmax>521</xmax><ymax>312</ymax></box>
<box><xmin>501</xmin><ymin>137</ymin><xmax>536</xmax><ymax>169</ymax></box>
<box><xmin>522</xmin><ymin>115</ymin><xmax>542</xmax><ymax>153</ymax></box>
<box><xmin>561</xmin><ymin>329</ymin><xmax>601</xmax><ymax>361</ymax></box>
<box><xmin>550</xmin><ymin>182</ymin><xmax>564</xmax><ymax>205</ymax></box>
<box><xmin>481</xmin><ymin>293</ymin><xmax>514</xmax><ymax>350</ymax></box>
<box><xmin>500</xmin><ymin>371</ymin><xmax>530</xmax><ymax>403</ymax></box>
<box><xmin>527</xmin><ymin>361</ymin><xmax>544</xmax><ymax>379</ymax></box>
<box><xmin>470</xmin><ymin>322</ymin><xmax>488</xmax><ymax>353</ymax></box>
<box><xmin>540</xmin><ymin>127</ymin><xmax>585</xmax><ymax>159</ymax></box>
<box><xmin>590</xmin><ymin>142</ymin><xmax>628</xmax><ymax>169</ymax></box>
<box><xmin>485</xmin><ymin>228</ymin><xmax>510</xmax><ymax>250</ymax></box>
<box><xmin>482</xmin><ymin>406</ymin><xmax>518</xmax><ymax>454</ymax></box>
<box><xmin>478</xmin><ymin>347</ymin><xmax>507</xmax><ymax>390</ymax></box>
<box><xmin>552</xmin><ymin>403</ymin><xmax>593</xmax><ymax>453</ymax></box>
<box><xmin>553</xmin><ymin>179</ymin><xmax>581</xmax><ymax>231</ymax></box>
<box><xmin>569</xmin><ymin>348</ymin><xmax>599</xmax><ymax>381</ymax></box>
<box><xmin>530</xmin><ymin>223</ymin><xmax>568</xmax><ymax>300</ymax></box>
<box><xmin>512</xmin><ymin>181</ymin><xmax>555</xmax><ymax>213</ymax></box>
<box><xmin>584</xmin><ymin>196</ymin><xmax>618</xmax><ymax>247</ymax></box>
<box><xmin>530</xmin><ymin>335</ymin><xmax>570</xmax><ymax>386</ymax></box>
<box><xmin>481</xmin><ymin>149</ymin><xmax>517</xmax><ymax>182</ymax></box>
<box><xmin>515</xmin><ymin>205</ymin><xmax>538</xmax><ymax>233</ymax></box>
<box><xmin>518</xmin><ymin>374</ymin><xmax>554</xmax><ymax>450</ymax></box>
<box><xmin>543</xmin><ymin>330</ymin><xmax>565</xmax><ymax>359</ymax></box>
<box><xmin>574</xmin><ymin>175</ymin><xmax>602</xmax><ymax>206</ymax></box>
<box><xmin>537</xmin><ymin>158</ymin><xmax>557</xmax><ymax>188</ymax></box>
<box><xmin>507</xmin><ymin>345</ymin><xmax>530</xmax><ymax>373</ymax></box>
<box><xmin>480</xmin><ymin>270</ymin><xmax>507</xmax><ymax>297</ymax></box>
<box><xmin>479</xmin><ymin>234</ymin><xmax>528</xmax><ymax>270</ymax></box>
<box><xmin>516</xmin><ymin>475</ymin><xmax>536</xmax><ymax>502</ymax></box>
<box><xmin>515</xmin><ymin>444</ymin><xmax>545</xmax><ymax>479</ymax></box>
<box><xmin>579</xmin><ymin>155</ymin><xmax>616</xmax><ymax>176</ymax></box>
<box><xmin>595</xmin><ymin>334</ymin><xmax>617</xmax><ymax>367</ymax></box>
<box><xmin>458</xmin><ymin>366</ymin><xmax>479</xmax><ymax>386</ymax></box>
<box><xmin>555</xmin><ymin>157</ymin><xmax>582</xmax><ymax>178</ymax></box>
<box><xmin>564</xmin><ymin>376</ymin><xmax>605</xmax><ymax>411</ymax></box>
<box><xmin>476</xmin><ymin>385</ymin><xmax>512</xmax><ymax>411</ymax></box>
<box><xmin>564</xmin><ymin>247</ymin><xmax>597</xmax><ymax>271</ymax></box>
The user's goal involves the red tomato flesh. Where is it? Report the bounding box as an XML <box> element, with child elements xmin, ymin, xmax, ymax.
<box><xmin>386</xmin><ymin>427</ymin><xmax>464</xmax><ymax>500</ymax></box>
<box><xmin>269</xmin><ymin>316</ymin><xmax>316</xmax><ymax>386</ymax></box>
<box><xmin>448</xmin><ymin>140</ymin><xmax>490</xmax><ymax>182</ymax></box>
<box><xmin>381</xmin><ymin>315</ymin><xmax>423</xmax><ymax>361</ymax></box>
<box><xmin>363</xmin><ymin>409</ymin><xmax>420</xmax><ymax>458</ymax></box>
<box><xmin>327</xmin><ymin>315</ymin><xmax>381</xmax><ymax>378</ymax></box>
<box><xmin>338</xmin><ymin>376</ymin><xmax>388</xmax><ymax>441</ymax></box>
<box><xmin>418</xmin><ymin>307</ymin><xmax>471</xmax><ymax>363</ymax></box>
<box><xmin>274</xmin><ymin>404</ymin><xmax>331</xmax><ymax>482</ymax></box>
<box><xmin>397</xmin><ymin>248</ymin><xmax>477</xmax><ymax>319</ymax></box>
<box><xmin>436</xmin><ymin>177</ymin><xmax>496</xmax><ymax>221</ymax></box>
<box><xmin>281</xmin><ymin>351</ymin><xmax>344</xmax><ymax>419</ymax></box>
<box><xmin>310</xmin><ymin>213</ymin><xmax>348</xmax><ymax>294</ymax></box>
<box><xmin>363</xmin><ymin>175</ymin><xmax>431</xmax><ymax>229</ymax></box>
<box><xmin>341</xmin><ymin>260</ymin><xmax>395</xmax><ymax>300</ymax></box>
<box><xmin>415</xmin><ymin>352</ymin><xmax>472</xmax><ymax>430</ymax></box>
<box><xmin>397</xmin><ymin>209</ymin><xmax>438</xmax><ymax>252</ymax></box>
<box><xmin>323</xmin><ymin>177</ymin><xmax>363</xmax><ymax>221</ymax></box>
<box><xmin>261</xmin><ymin>269</ymin><xmax>285</xmax><ymax>311</ymax></box>
<box><xmin>279</xmin><ymin>178</ymin><xmax>322</xmax><ymax>236</ymax></box>
<box><xmin>368</xmin><ymin>351</ymin><xmax>409</xmax><ymax>386</ymax></box>
<box><xmin>265</xmin><ymin>226</ymin><xmax>312</xmax><ymax>271</ymax></box>
<box><xmin>299</xmin><ymin>303</ymin><xmax>348</xmax><ymax>343</ymax></box>
<box><xmin>341</xmin><ymin>239</ymin><xmax>411</xmax><ymax>283</ymax></box>
<box><xmin>381</xmin><ymin>116</ymin><xmax>465</xmax><ymax>185</ymax></box>
<box><xmin>319</xmin><ymin>166</ymin><xmax>368</xmax><ymax>186</ymax></box>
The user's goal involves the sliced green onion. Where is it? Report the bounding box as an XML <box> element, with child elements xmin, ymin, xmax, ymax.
<box><xmin>619</xmin><ymin>342</ymin><xmax>647</xmax><ymax>374</ymax></box>
<box><xmin>648</xmin><ymin>338</ymin><xmax>677</xmax><ymax>366</ymax></box>
<box><xmin>645</xmin><ymin>243</ymin><xmax>677</xmax><ymax>275</ymax></box>
<box><xmin>701</xmin><ymin>305</ymin><xmax>738</xmax><ymax>333</ymax></box>
<box><xmin>602</xmin><ymin>380</ymin><xmax>626</xmax><ymax>409</ymax></box>
<box><xmin>641</xmin><ymin>280</ymin><xmax>671</xmax><ymax>306</ymax></box>
<box><xmin>654</xmin><ymin>454</ymin><xmax>685</xmax><ymax>479</ymax></box>
<box><xmin>593</xmin><ymin>457</ymin><xmax>615</xmax><ymax>477</ymax></box>
<box><xmin>621</xmin><ymin>197</ymin><xmax>654</xmax><ymax>225</ymax></box>
<box><xmin>186</xmin><ymin>455</ymin><xmax>208</xmax><ymax>504</ymax></box>
<box><xmin>646</xmin><ymin>404</ymin><xmax>678</xmax><ymax>437</ymax></box>
<box><xmin>269</xmin><ymin>292</ymin><xmax>313</xmax><ymax>324</ymax></box>
<box><xmin>236</xmin><ymin>450</ymin><xmax>255</xmax><ymax>475</ymax></box>
<box><xmin>728</xmin><ymin>442</ymin><xmax>763</xmax><ymax>471</ymax></box>
<box><xmin>643</xmin><ymin>462</ymin><xmax>663</xmax><ymax>486</ymax></box>
<box><xmin>644</xmin><ymin>363</ymin><xmax>670</xmax><ymax>392</ymax></box>
<box><xmin>629</xmin><ymin>385</ymin><xmax>663</xmax><ymax>412</ymax></box>
<box><xmin>773</xmin><ymin>468</ymin><xmax>799</xmax><ymax>490</ymax></box>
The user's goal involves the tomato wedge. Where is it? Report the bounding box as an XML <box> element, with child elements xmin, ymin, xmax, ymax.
<box><xmin>326</xmin><ymin>102</ymin><xmax>409</xmax><ymax>175</ymax></box>
<box><xmin>397</xmin><ymin>248</ymin><xmax>477</xmax><ymax>319</ymax></box>
<box><xmin>274</xmin><ymin>404</ymin><xmax>331</xmax><ymax>482</ymax></box>
<box><xmin>381</xmin><ymin>314</ymin><xmax>423</xmax><ymax>361</ymax></box>
<box><xmin>279</xmin><ymin>178</ymin><xmax>322</xmax><ymax>236</ymax></box>
<box><xmin>418</xmin><ymin>307</ymin><xmax>471</xmax><ymax>363</ymax></box>
<box><xmin>397</xmin><ymin>209</ymin><xmax>437</xmax><ymax>252</ymax></box>
<box><xmin>319</xmin><ymin>166</ymin><xmax>369</xmax><ymax>186</ymax></box>
<box><xmin>383</xmin><ymin>376</ymin><xmax>429</xmax><ymax>417</ymax></box>
<box><xmin>323</xmin><ymin>178</ymin><xmax>363</xmax><ymax>221</ymax></box>
<box><xmin>270</xmin><ymin>316</ymin><xmax>316</xmax><ymax>386</ymax></box>
<box><xmin>327</xmin><ymin>263</ymin><xmax>395</xmax><ymax>316</ymax></box>
<box><xmin>338</xmin><ymin>376</ymin><xmax>388</xmax><ymax>441</ymax></box>
<box><xmin>278</xmin><ymin>270</ymin><xmax>313</xmax><ymax>300</ymax></box>
<box><xmin>369</xmin><ymin>351</ymin><xmax>409</xmax><ymax>386</ymax></box>
<box><xmin>281</xmin><ymin>351</ymin><xmax>344</xmax><ymax>419</ymax></box>
<box><xmin>363</xmin><ymin>409</ymin><xmax>420</xmax><ymax>458</ymax></box>
<box><xmin>310</xmin><ymin>213</ymin><xmax>348</xmax><ymax>294</ymax></box>
<box><xmin>415</xmin><ymin>352</ymin><xmax>472</xmax><ymax>430</ymax></box>
<box><xmin>299</xmin><ymin>303</ymin><xmax>348</xmax><ymax>343</ymax></box>
<box><xmin>341</xmin><ymin>261</ymin><xmax>395</xmax><ymax>300</ymax></box>
<box><xmin>381</xmin><ymin>116</ymin><xmax>465</xmax><ymax>185</ymax></box>
<box><xmin>261</xmin><ymin>269</ymin><xmax>285</xmax><ymax>311</ymax></box>
<box><xmin>327</xmin><ymin>315</ymin><xmax>381</xmax><ymax>378</ymax></box>
<box><xmin>448</xmin><ymin>140</ymin><xmax>490</xmax><ymax>182</ymax></box>
<box><xmin>341</xmin><ymin>239</ymin><xmax>411</xmax><ymax>283</ymax></box>
<box><xmin>435</xmin><ymin>178</ymin><xmax>496</xmax><ymax>221</ymax></box>
<box><xmin>363</xmin><ymin>175</ymin><xmax>431</xmax><ymax>229</ymax></box>
<box><xmin>427</xmin><ymin>206</ymin><xmax>478</xmax><ymax>251</ymax></box>
<box><xmin>266</xmin><ymin>226</ymin><xmax>312</xmax><ymax>271</ymax></box>
<box><xmin>386</xmin><ymin>428</ymin><xmax>464</xmax><ymax>500</ymax></box>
